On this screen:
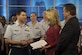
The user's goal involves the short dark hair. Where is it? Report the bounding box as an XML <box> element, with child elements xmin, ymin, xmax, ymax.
<box><xmin>30</xmin><ymin>12</ymin><xmax>37</xmax><ymax>16</ymax></box>
<box><xmin>16</xmin><ymin>10</ymin><xmax>26</xmax><ymax>15</ymax></box>
<box><xmin>63</xmin><ymin>3</ymin><xmax>76</xmax><ymax>15</ymax></box>
<box><xmin>11</xmin><ymin>14</ymin><xmax>16</xmax><ymax>18</ymax></box>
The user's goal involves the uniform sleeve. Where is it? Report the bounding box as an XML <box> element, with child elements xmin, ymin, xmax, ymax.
<box><xmin>28</xmin><ymin>27</ymin><xmax>34</xmax><ymax>39</ymax></box>
<box><xmin>40</xmin><ymin>25</ymin><xmax>45</xmax><ymax>36</ymax></box>
<box><xmin>4</xmin><ymin>25</ymin><xmax>12</xmax><ymax>39</ymax></box>
<box><xmin>0</xmin><ymin>23</ymin><xmax>4</xmax><ymax>34</ymax></box>
<box><xmin>27</xmin><ymin>22</ymin><xmax>31</xmax><ymax>26</ymax></box>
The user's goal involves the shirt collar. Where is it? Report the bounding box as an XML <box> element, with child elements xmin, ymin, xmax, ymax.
<box><xmin>69</xmin><ymin>15</ymin><xmax>76</xmax><ymax>19</ymax></box>
<box><xmin>15</xmin><ymin>20</ymin><xmax>26</xmax><ymax>27</ymax></box>
<box><xmin>65</xmin><ymin>15</ymin><xmax>76</xmax><ymax>23</ymax></box>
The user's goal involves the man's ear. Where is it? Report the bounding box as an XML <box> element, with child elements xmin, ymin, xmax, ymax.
<box><xmin>68</xmin><ymin>11</ymin><xmax>70</xmax><ymax>15</ymax></box>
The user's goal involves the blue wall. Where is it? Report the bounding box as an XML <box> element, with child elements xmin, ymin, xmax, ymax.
<box><xmin>0</xmin><ymin>0</ymin><xmax>6</xmax><ymax>17</ymax></box>
<box><xmin>0</xmin><ymin>0</ymin><xmax>82</xmax><ymax>25</ymax></box>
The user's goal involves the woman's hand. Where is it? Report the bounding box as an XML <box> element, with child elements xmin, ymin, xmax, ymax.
<box><xmin>40</xmin><ymin>45</ymin><xmax>51</xmax><ymax>51</ymax></box>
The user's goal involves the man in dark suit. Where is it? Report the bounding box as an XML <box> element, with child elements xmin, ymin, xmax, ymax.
<box><xmin>55</xmin><ymin>4</ymin><xmax>80</xmax><ymax>55</ymax></box>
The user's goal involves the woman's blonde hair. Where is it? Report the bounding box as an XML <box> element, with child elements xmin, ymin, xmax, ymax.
<box><xmin>46</xmin><ymin>8</ymin><xmax>60</xmax><ymax>26</ymax></box>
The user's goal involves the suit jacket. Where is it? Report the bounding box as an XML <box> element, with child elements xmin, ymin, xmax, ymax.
<box><xmin>55</xmin><ymin>16</ymin><xmax>80</xmax><ymax>55</ymax></box>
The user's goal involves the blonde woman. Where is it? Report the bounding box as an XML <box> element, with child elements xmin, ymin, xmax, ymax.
<box><xmin>40</xmin><ymin>10</ymin><xmax>49</xmax><ymax>32</ymax></box>
<box><xmin>41</xmin><ymin>8</ymin><xmax>61</xmax><ymax>55</ymax></box>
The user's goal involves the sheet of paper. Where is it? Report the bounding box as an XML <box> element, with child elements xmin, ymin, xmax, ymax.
<box><xmin>30</xmin><ymin>40</ymin><xmax>47</xmax><ymax>50</ymax></box>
